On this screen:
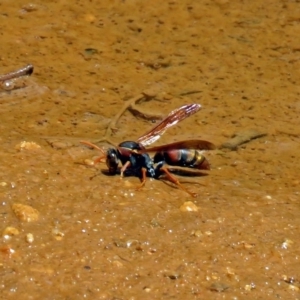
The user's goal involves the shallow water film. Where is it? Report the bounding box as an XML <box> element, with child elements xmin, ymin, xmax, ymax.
<box><xmin>1</xmin><ymin>0</ymin><xmax>300</xmax><ymax>299</ymax></box>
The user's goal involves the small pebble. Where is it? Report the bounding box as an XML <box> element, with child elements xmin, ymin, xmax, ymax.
<box><xmin>84</xmin><ymin>158</ymin><xmax>95</xmax><ymax>166</ymax></box>
<box><xmin>52</xmin><ymin>228</ymin><xmax>65</xmax><ymax>241</ymax></box>
<box><xmin>244</xmin><ymin>284</ymin><xmax>255</xmax><ymax>291</ymax></box>
<box><xmin>191</xmin><ymin>230</ymin><xmax>203</xmax><ymax>237</ymax></box>
<box><xmin>2</xmin><ymin>226</ymin><xmax>19</xmax><ymax>237</ymax></box>
<box><xmin>180</xmin><ymin>201</ymin><xmax>199</xmax><ymax>212</ymax></box>
<box><xmin>281</xmin><ymin>239</ymin><xmax>294</xmax><ymax>250</ymax></box>
<box><xmin>242</xmin><ymin>241</ymin><xmax>255</xmax><ymax>249</ymax></box>
<box><xmin>142</xmin><ymin>88</ymin><xmax>159</xmax><ymax>98</ymax></box>
<box><xmin>15</xmin><ymin>141</ymin><xmax>41</xmax><ymax>151</ymax></box>
<box><xmin>209</xmin><ymin>282</ymin><xmax>229</xmax><ymax>292</ymax></box>
<box><xmin>26</xmin><ymin>233</ymin><xmax>34</xmax><ymax>243</ymax></box>
<box><xmin>205</xmin><ymin>231</ymin><xmax>213</xmax><ymax>236</ymax></box>
<box><xmin>12</xmin><ymin>203</ymin><xmax>39</xmax><ymax>222</ymax></box>
<box><xmin>112</xmin><ymin>260</ymin><xmax>124</xmax><ymax>268</ymax></box>
<box><xmin>288</xmin><ymin>285</ymin><xmax>299</xmax><ymax>291</ymax></box>
<box><xmin>0</xmin><ymin>245</ymin><xmax>16</xmax><ymax>256</ymax></box>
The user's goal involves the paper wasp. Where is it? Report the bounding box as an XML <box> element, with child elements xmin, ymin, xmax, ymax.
<box><xmin>82</xmin><ymin>103</ymin><xmax>215</xmax><ymax>197</ymax></box>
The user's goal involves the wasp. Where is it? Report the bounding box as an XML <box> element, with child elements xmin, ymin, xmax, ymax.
<box><xmin>82</xmin><ymin>103</ymin><xmax>215</xmax><ymax>197</ymax></box>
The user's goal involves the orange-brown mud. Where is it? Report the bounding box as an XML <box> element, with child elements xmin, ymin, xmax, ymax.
<box><xmin>1</xmin><ymin>1</ymin><xmax>300</xmax><ymax>299</ymax></box>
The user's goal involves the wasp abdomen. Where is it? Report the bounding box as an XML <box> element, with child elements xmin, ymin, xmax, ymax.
<box><xmin>154</xmin><ymin>149</ymin><xmax>210</xmax><ymax>170</ymax></box>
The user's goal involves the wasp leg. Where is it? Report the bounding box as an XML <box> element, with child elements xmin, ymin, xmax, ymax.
<box><xmin>136</xmin><ymin>168</ymin><xmax>147</xmax><ymax>190</ymax></box>
<box><xmin>159</xmin><ymin>167</ymin><xmax>198</xmax><ymax>198</ymax></box>
<box><xmin>120</xmin><ymin>161</ymin><xmax>131</xmax><ymax>177</ymax></box>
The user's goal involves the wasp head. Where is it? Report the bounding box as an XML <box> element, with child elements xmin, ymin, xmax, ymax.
<box><xmin>106</xmin><ymin>148</ymin><xmax>119</xmax><ymax>174</ymax></box>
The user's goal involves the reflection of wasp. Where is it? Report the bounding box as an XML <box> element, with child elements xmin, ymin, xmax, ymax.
<box><xmin>82</xmin><ymin>103</ymin><xmax>215</xmax><ymax>197</ymax></box>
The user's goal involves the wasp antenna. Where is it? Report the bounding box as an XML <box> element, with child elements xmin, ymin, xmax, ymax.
<box><xmin>94</xmin><ymin>155</ymin><xmax>106</xmax><ymax>164</ymax></box>
<box><xmin>80</xmin><ymin>140</ymin><xmax>106</xmax><ymax>155</ymax></box>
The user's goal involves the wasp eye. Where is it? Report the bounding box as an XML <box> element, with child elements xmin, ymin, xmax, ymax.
<box><xmin>106</xmin><ymin>148</ymin><xmax>119</xmax><ymax>174</ymax></box>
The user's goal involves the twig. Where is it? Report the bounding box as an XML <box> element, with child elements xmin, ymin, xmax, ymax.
<box><xmin>95</xmin><ymin>92</ymin><xmax>159</xmax><ymax>144</ymax></box>
<box><xmin>107</xmin><ymin>93</ymin><xmax>145</xmax><ymax>134</ymax></box>
<box><xmin>276</xmin><ymin>129</ymin><xmax>300</xmax><ymax>138</ymax></box>
<box><xmin>220</xmin><ymin>129</ymin><xmax>267</xmax><ymax>150</ymax></box>
<box><xmin>128</xmin><ymin>102</ymin><xmax>163</xmax><ymax>121</ymax></box>
<box><xmin>0</xmin><ymin>64</ymin><xmax>34</xmax><ymax>82</ymax></box>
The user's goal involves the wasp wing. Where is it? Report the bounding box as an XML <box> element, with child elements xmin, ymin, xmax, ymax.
<box><xmin>166</xmin><ymin>166</ymin><xmax>209</xmax><ymax>176</ymax></box>
<box><xmin>142</xmin><ymin>139</ymin><xmax>216</xmax><ymax>152</ymax></box>
<box><xmin>137</xmin><ymin>103</ymin><xmax>201</xmax><ymax>147</ymax></box>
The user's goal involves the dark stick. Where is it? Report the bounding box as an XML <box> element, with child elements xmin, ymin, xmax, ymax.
<box><xmin>0</xmin><ymin>64</ymin><xmax>34</xmax><ymax>82</ymax></box>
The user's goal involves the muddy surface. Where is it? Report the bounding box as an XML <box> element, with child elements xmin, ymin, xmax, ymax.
<box><xmin>1</xmin><ymin>0</ymin><xmax>300</xmax><ymax>299</ymax></box>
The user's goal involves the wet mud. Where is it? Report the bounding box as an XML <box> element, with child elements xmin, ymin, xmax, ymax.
<box><xmin>1</xmin><ymin>0</ymin><xmax>300</xmax><ymax>299</ymax></box>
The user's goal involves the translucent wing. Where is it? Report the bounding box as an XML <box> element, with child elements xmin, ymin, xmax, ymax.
<box><xmin>137</xmin><ymin>103</ymin><xmax>201</xmax><ymax>146</ymax></box>
<box><xmin>144</xmin><ymin>139</ymin><xmax>216</xmax><ymax>152</ymax></box>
